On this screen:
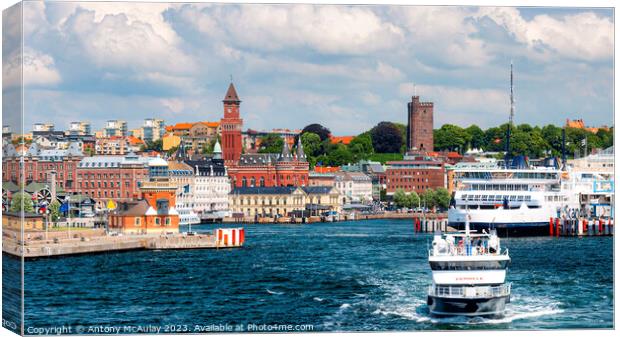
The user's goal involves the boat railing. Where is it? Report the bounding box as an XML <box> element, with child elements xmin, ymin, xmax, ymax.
<box><xmin>428</xmin><ymin>283</ymin><xmax>511</xmax><ymax>298</ymax></box>
<box><xmin>429</xmin><ymin>246</ymin><xmax>509</xmax><ymax>257</ymax></box>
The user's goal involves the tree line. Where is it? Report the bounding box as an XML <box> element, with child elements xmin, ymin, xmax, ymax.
<box><xmin>255</xmin><ymin>121</ymin><xmax>613</xmax><ymax>167</ymax></box>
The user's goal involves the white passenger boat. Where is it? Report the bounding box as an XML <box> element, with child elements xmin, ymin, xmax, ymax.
<box><xmin>427</xmin><ymin>215</ymin><xmax>511</xmax><ymax>317</ymax></box>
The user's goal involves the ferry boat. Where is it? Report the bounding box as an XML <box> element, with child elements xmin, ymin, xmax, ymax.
<box><xmin>448</xmin><ymin>63</ymin><xmax>579</xmax><ymax>235</ymax></box>
<box><xmin>448</xmin><ymin>158</ymin><xmax>579</xmax><ymax>235</ymax></box>
<box><xmin>427</xmin><ymin>216</ymin><xmax>511</xmax><ymax>317</ymax></box>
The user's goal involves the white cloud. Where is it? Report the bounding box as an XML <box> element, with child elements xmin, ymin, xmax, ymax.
<box><xmin>176</xmin><ymin>4</ymin><xmax>404</xmax><ymax>54</ymax></box>
<box><xmin>477</xmin><ymin>8</ymin><xmax>613</xmax><ymax>61</ymax></box>
<box><xmin>392</xmin><ymin>6</ymin><xmax>493</xmax><ymax>67</ymax></box>
<box><xmin>361</xmin><ymin>92</ymin><xmax>381</xmax><ymax>105</ymax></box>
<box><xmin>159</xmin><ymin>98</ymin><xmax>185</xmax><ymax>113</ymax></box>
<box><xmin>3</xmin><ymin>48</ymin><xmax>62</xmax><ymax>88</ymax></box>
<box><xmin>62</xmin><ymin>9</ymin><xmax>196</xmax><ymax>74</ymax></box>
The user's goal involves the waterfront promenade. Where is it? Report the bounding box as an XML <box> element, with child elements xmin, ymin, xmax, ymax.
<box><xmin>2</xmin><ymin>228</ymin><xmax>243</xmax><ymax>258</ymax></box>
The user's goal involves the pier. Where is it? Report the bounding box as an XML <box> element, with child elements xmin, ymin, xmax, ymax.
<box><xmin>549</xmin><ymin>217</ymin><xmax>614</xmax><ymax>237</ymax></box>
<box><xmin>2</xmin><ymin>227</ymin><xmax>244</xmax><ymax>258</ymax></box>
<box><xmin>222</xmin><ymin>211</ymin><xmax>449</xmax><ymax>224</ymax></box>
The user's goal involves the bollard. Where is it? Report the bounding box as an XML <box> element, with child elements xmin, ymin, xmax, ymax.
<box><xmin>555</xmin><ymin>218</ymin><xmax>560</xmax><ymax>237</ymax></box>
<box><xmin>578</xmin><ymin>218</ymin><xmax>584</xmax><ymax>236</ymax></box>
<box><xmin>598</xmin><ymin>219</ymin><xmax>603</xmax><ymax>235</ymax></box>
<box><xmin>582</xmin><ymin>219</ymin><xmax>587</xmax><ymax>235</ymax></box>
<box><xmin>549</xmin><ymin>217</ymin><xmax>554</xmax><ymax>236</ymax></box>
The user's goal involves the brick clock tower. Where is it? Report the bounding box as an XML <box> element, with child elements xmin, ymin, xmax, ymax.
<box><xmin>221</xmin><ymin>83</ymin><xmax>243</xmax><ymax>165</ymax></box>
<box><xmin>406</xmin><ymin>96</ymin><xmax>434</xmax><ymax>153</ymax></box>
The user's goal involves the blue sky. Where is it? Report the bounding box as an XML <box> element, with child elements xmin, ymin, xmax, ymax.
<box><xmin>3</xmin><ymin>2</ymin><xmax>614</xmax><ymax>136</ymax></box>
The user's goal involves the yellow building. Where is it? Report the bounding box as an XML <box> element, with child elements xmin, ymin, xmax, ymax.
<box><xmin>162</xmin><ymin>132</ymin><xmax>181</xmax><ymax>151</ymax></box>
<box><xmin>229</xmin><ymin>186</ymin><xmax>341</xmax><ymax>217</ymax></box>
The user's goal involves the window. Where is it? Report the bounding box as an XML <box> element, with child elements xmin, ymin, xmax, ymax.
<box><xmin>165</xmin><ymin>217</ymin><xmax>171</xmax><ymax>226</ymax></box>
<box><xmin>155</xmin><ymin>218</ymin><xmax>161</xmax><ymax>226</ymax></box>
<box><xmin>135</xmin><ymin>217</ymin><xmax>141</xmax><ymax>226</ymax></box>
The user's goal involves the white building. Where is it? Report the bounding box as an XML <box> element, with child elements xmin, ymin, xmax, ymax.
<box><xmin>334</xmin><ymin>171</ymin><xmax>373</xmax><ymax>204</ymax></box>
<box><xmin>168</xmin><ymin>161</ymin><xmax>200</xmax><ymax>226</ymax></box>
<box><xmin>185</xmin><ymin>141</ymin><xmax>231</xmax><ymax>219</ymax></box>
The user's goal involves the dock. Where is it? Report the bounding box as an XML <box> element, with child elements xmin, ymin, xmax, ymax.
<box><xmin>2</xmin><ymin>227</ymin><xmax>244</xmax><ymax>258</ymax></box>
<box><xmin>222</xmin><ymin>211</ymin><xmax>449</xmax><ymax>224</ymax></box>
<box><xmin>549</xmin><ymin>217</ymin><xmax>614</xmax><ymax>237</ymax></box>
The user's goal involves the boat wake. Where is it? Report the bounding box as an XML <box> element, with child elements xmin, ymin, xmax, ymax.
<box><xmin>426</xmin><ymin>294</ymin><xmax>563</xmax><ymax>325</ymax></box>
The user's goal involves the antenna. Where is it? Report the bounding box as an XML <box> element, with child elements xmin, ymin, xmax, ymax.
<box><xmin>509</xmin><ymin>61</ymin><xmax>515</xmax><ymax>126</ymax></box>
<box><xmin>505</xmin><ymin>62</ymin><xmax>514</xmax><ymax>168</ymax></box>
<box><xmin>230</xmin><ymin>74</ymin><xmax>233</xmax><ymax>83</ymax></box>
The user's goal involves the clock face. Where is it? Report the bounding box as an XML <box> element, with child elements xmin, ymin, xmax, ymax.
<box><xmin>227</xmin><ymin>107</ymin><xmax>232</xmax><ymax>113</ymax></box>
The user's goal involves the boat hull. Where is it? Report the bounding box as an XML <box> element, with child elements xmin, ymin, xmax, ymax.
<box><xmin>427</xmin><ymin>294</ymin><xmax>510</xmax><ymax>317</ymax></box>
<box><xmin>448</xmin><ymin>207</ymin><xmax>554</xmax><ymax>235</ymax></box>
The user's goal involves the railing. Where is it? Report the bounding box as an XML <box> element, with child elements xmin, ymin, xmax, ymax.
<box><xmin>428</xmin><ymin>283</ymin><xmax>511</xmax><ymax>298</ymax></box>
<box><xmin>429</xmin><ymin>246</ymin><xmax>509</xmax><ymax>257</ymax></box>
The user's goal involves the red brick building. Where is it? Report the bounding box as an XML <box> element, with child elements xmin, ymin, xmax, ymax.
<box><xmin>407</xmin><ymin>96</ymin><xmax>434</xmax><ymax>152</ymax></box>
<box><xmin>228</xmin><ymin>138</ymin><xmax>309</xmax><ymax>188</ymax></box>
<box><xmin>76</xmin><ymin>153</ymin><xmax>150</xmax><ymax>209</ymax></box>
<box><xmin>220</xmin><ymin>83</ymin><xmax>309</xmax><ymax>188</ymax></box>
<box><xmin>385</xmin><ymin>159</ymin><xmax>445</xmax><ymax>196</ymax></box>
<box><xmin>2</xmin><ymin>142</ymin><xmax>83</xmax><ymax>191</ymax></box>
<box><xmin>221</xmin><ymin>83</ymin><xmax>243</xmax><ymax>165</ymax></box>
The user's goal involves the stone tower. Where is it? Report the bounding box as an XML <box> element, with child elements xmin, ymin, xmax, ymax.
<box><xmin>407</xmin><ymin>96</ymin><xmax>434</xmax><ymax>152</ymax></box>
<box><xmin>220</xmin><ymin>83</ymin><xmax>243</xmax><ymax>165</ymax></box>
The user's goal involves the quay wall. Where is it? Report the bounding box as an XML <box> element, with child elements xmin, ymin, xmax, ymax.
<box><xmin>3</xmin><ymin>229</ymin><xmax>244</xmax><ymax>258</ymax></box>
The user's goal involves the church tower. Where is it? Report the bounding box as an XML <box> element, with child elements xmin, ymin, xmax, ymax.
<box><xmin>220</xmin><ymin>82</ymin><xmax>243</xmax><ymax>165</ymax></box>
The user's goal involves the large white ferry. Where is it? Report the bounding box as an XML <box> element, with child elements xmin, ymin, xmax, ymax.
<box><xmin>427</xmin><ymin>216</ymin><xmax>511</xmax><ymax>316</ymax></box>
<box><xmin>449</xmin><ymin>63</ymin><xmax>579</xmax><ymax>235</ymax></box>
<box><xmin>448</xmin><ymin>158</ymin><xmax>579</xmax><ymax>235</ymax></box>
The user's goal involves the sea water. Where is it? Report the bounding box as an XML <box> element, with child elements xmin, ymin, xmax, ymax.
<box><xmin>2</xmin><ymin>219</ymin><xmax>613</xmax><ymax>332</ymax></box>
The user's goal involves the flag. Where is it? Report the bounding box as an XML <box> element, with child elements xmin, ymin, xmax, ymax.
<box><xmin>59</xmin><ymin>202</ymin><xmax>69</xmax><ymax>212</ymax></box>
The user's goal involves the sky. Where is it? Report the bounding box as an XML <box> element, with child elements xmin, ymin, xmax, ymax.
<box><xmin>1</xmin><ymin>1</ymin><xmax>615</xmax><ymax>136</ymax></box>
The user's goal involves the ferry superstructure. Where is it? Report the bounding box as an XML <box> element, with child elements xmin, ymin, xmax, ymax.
<box><xmin>427</xmin><ymin>216</ymin><xmax>511</xmax><ymax>316</ymax></box>
<box><xmin>448</xmin><ymin>159</ymin><xmax>579</xmax><ymax>235</ymax></box>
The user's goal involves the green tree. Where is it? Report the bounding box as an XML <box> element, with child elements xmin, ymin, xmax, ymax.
<box><xmin>141</xmin><ymin>139</ymin><xmax>163</xmax><ymax>152</ymax></box>
<box><xmin>407</xmin><ymin>191</ymin><xmax>421</xmax><ymax>209</ymax></box>
<box><xmin>370</xmin><ymin>122</ymin><xmax>403</xmax><ymax>153</ymax></box>
<box><xmin>301</xmin><ymin>124</ymin><xmax>331</xmax><ymax>141</ymax></box>
<box><xmin>393</xmin><ymin>189</ymin><xmax>408</xmax><ymax>208</ymax></box>
<box><xmin>421</xmin><ymin>189</ymin><xmax>436</xmax><ymax>209</ymax></box>
<box><xmin>433</xmin><ymin>188</ymin><xmax>451</xmax><ymax>210</ymax></box>
<box><xmin>258</xmin><ymin>134</ymin><xmax>284</xmax><ymax>153</ymax></box>
<box><xmin>48</xmin><ymin>200</ymin><xmax>62</xmax><ymax>222</ymax></box>
<box><xmin>483</xmin><ymin>125</ymin><xmax>507</xmax><ymax>152</ymax></box>
<box><xmin>541</xmin><ymin>124</ymin><xmax>563</xmax><ymax>156</ymax></box>
<box><xmin>202</xmin><ymin>136</ymin><xmax>221</xmax><ymax>155</ymax></box>
<box><xmin>434</xmin><ymin>124</ymin><xmax>469</xmax><ymax>153</ymax></box>
<box><xmin>596</xmin><ymin>128</ymin><xmax>614</xmax><ymax>149</ymax></box>
<box><xmin>393</xmin><ymin>122</ymin><xmax>408</xmax><ymax>145</ymax></box>
<box><xmin>300</xmin><ymin>132</ymin><xmax>322</xmax><ymax>157</ymax></box>
<box><xmin>326</xmin><ymin>144</ymin><xmax>353</xmax><ymax>166</ymax></box>
<box><xmin>465</xmin><ymin>125</ymin><xmax>485</xmax><ymax>150</ymax></box>
<box><xmin>10</xmin><ymin>192</ymin><xmax>34</xmax><ymax>213</ymax></box>
<box><xmin>348</xmin><ymin>133</ymin><xmax>374</xmax><ymax>161</ymax></box>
